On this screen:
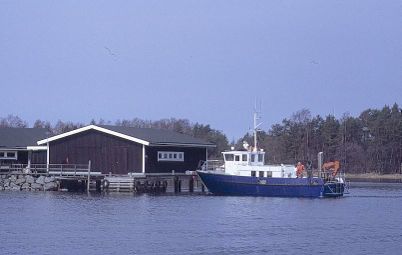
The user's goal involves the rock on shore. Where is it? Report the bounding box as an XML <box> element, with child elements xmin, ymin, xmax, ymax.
<box><xmin>0</xmin><ymin>174</ymin><xmax>59</xmax><ymax>191</ymax></box>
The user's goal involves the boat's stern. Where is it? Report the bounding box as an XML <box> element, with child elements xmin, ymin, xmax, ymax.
<box><xmin>323</xmin><ymin>181</ymin><xmax>345</xmax><ymax>197</ymax></box>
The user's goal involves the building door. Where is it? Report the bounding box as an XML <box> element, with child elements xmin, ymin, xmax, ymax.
<box><xmin>110</xmin><ymin>147</ymin><xmax>128</xmax><ymax>175</ymax></box>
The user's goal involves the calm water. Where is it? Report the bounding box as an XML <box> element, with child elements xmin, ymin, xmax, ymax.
<box><xmin>1</xmin><ymin>183</ymin><xmax>402</xmax><ymax>255</ymax></box>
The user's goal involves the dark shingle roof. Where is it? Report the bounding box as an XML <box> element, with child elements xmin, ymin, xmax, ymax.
<box><xmin>100</xmin><ymin>125</ymin><xmax>215</xmax><ymax>147</ymax></box>
<box><xmin>0</xmin><ymin>128</ymin><xmax>48</xmax><ymax>148</ymax></box>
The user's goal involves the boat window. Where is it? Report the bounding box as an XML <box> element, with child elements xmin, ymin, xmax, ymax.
<box><xmin>251</xmin><ymin>171</ymin><xmax>256</xmax><ymax>177</ymax></box>
<box><xmin>258</xmin><ymin>154</ymin><xmax>264</xmax><ymax>162</ymax></box>
<box><xmin>235</xmin><ymin>155</ymin><xmax>240</xmax><ymax>161</ymax></box>
<box><xmin>259</xmin><ymin>171</ymin><xmax>264</xmax><ymax>177</ymax></box>
<box><xmin>225</xmin><ymin>154</ymin><xmax>234</xmax><ymax>161</ymax></box>
<box><xmin>266</xmin><ymin>171</ymin><xmax>272</xmax><ymax>177</ymax></box>
<box><xmin>242</xmin><ymin>154</ymin><xmax>247</xmax><ymax>161</ymax></box>
<box><xmin>251</xmin><ymin>154</ymin><xmax>255</xmax><ymax>162</ymax></box>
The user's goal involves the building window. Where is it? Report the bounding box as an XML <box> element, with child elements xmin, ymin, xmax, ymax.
<box><xmin>266</xmin><ymin>171</ymin><xmax>272</xmax><ymax>177</ymax></box>
<box><xmin>157</xmin><ymin>151</ymin><xmax>184</xmax><ymax>162</ymax></box>
<box><xmin>251</xmin><ymin>171</ymin><xmax>256</xmax><ymax>177</ymax></box>
<box><xmin>7</xmin><ymin>152</ymin><xmax>16</xmax><ymax>158</ymax></box>
<box><xmin>259</xmin><ymin>171</ymin><xmax>264</xmax><ymax>178</ymax></box>
<box><xmin>0</xmin><ymin>151</ymin><xmax>17</xmax><ymax>160</ymax></box>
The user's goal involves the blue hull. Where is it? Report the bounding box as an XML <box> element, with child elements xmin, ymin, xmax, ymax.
<box><xmin>197</xmin><ymin>171</ymin><xmax>344</xmax><ymax>198</ymax></box>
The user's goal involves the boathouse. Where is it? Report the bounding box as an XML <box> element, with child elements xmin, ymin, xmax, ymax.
<box><xmin>37</xmin><ymin>125</ymin><xmax>215</xmax><ymax>175</ymax></box>
<box><xmin>0</xmin><ymin>128</ymin><xmax>48</xmax><ymax>167</ymax></box>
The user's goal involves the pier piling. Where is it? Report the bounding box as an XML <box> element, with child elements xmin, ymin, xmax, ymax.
<box><xmin>87</xmin><ymin>160</ymin><xmax>91</xmax><ymax>192</ymax></box>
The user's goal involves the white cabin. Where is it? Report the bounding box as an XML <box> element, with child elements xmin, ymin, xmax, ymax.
<box><xmin>220</xmin><ymin>150</ymin><xmax>296</xmax><ymax>178</ymax></box>
<box><xmin>200</xmin><ymin>110</ymin><xmax>297</xmax><ymax>178</ymax></box>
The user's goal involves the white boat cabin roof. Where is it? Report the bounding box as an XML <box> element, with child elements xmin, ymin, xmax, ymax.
<box><xmin>222</xmin><ymin>150</ymin><xmax>265</xmax><ymax>166</ymax></box>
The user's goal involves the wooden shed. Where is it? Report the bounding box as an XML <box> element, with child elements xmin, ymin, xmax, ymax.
<box><xmin>37</xmin><ymin>125</ymin><xmax>215</xmax><ymax>174</ymax></box>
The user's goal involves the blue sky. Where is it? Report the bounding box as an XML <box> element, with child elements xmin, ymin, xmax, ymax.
<box><xmin>1</xmin><ymin>0</ymin><xmax>401</xmax><ymax>139</ymax></box>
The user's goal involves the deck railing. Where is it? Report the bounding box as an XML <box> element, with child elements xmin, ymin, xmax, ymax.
<box><xmin>198</xmin><ymin>160</ymin><xmax>225</xmax><ymax>171</ymax></box>
<box><xmin>0</xmin><ymin>163</ymin><xmax>101</xmax><ymax>176</ymax></box>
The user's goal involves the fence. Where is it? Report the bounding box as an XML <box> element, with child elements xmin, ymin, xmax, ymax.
<box><xmin>0</xmin><ymin>162</ymin><xmax>101</xmax><ymax>176</ymax></box>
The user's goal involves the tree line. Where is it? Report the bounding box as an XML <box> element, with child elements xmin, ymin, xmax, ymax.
<box><xmin>236</xmin><ymin>103</ymin><xmax>402</xmax><ymax>174</ymax></box>
<box><xmin>1</xmin><ymin>103</ymin><xmax>401</xmax><ymax>174</ymax></box>
<box><xmin>0</xmin><ymin>115</ymin><xmax>228</xmax><ymax>159</ymax></box>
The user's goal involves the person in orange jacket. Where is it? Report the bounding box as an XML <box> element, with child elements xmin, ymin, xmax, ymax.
<box><xmin>296</xmin><ymin>162</ymin><xmax>305</xmax><ymax>178</ymax></box>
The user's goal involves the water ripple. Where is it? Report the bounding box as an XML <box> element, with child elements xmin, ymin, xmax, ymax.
<box><xmin>0</xmin><ymin>183</ymin><xmax>402</xmax><ymax>255</ymax></box>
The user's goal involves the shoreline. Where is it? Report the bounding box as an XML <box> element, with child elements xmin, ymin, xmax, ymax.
<box><xmin>346</xmin><ymin>173</ymin><xmax>402</xmax><ymax>183</ymax></box>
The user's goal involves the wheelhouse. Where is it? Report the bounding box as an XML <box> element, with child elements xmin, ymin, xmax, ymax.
<box><xmin>222</xmin><ymin>150</ymin><xmax>265</xmax><ymax>166</ymax></box>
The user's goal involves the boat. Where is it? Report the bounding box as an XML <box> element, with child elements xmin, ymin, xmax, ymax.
<box><xmin>196</xmin><ymin>111</ymin><xmax>346</xmax><ymax>198</ymax></box>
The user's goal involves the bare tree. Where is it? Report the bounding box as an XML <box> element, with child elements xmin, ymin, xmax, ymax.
<box><xmin>0</xmin><ymin>115</ymin><xmax>28</xmax><ymax>128</ymax></box>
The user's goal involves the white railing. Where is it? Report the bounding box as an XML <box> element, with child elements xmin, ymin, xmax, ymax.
<box><xmin>198</xmin><ymin>160</ymin><xmax>225</xmax><ymax>171</ymax></box>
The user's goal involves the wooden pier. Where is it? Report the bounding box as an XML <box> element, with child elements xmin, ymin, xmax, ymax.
<box><xmin>102</xmin><ymin>172</ymin><xmax>204</xmax><ymax>193</ymax></box>
<box><xmin>0</xmin><ymin>163</ymin><xmax>206</xmax><ymax>194</ymax></box>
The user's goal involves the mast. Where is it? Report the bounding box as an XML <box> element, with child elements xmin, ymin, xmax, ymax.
<box><xmin>253</xmin><ymin>111</ymin><xmax>258</xmax><ymax>151</ymax></box>
<box><xmin>253</xmin><ymin>104</ymin><xmax>262</xmax><ymax>152</ymax></box>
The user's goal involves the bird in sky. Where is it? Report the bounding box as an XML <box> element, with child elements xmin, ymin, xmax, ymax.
<box><xmin>104</xmin><ymin>46</ymin><xmax>118</xmax><ymax>61</ymax></box>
